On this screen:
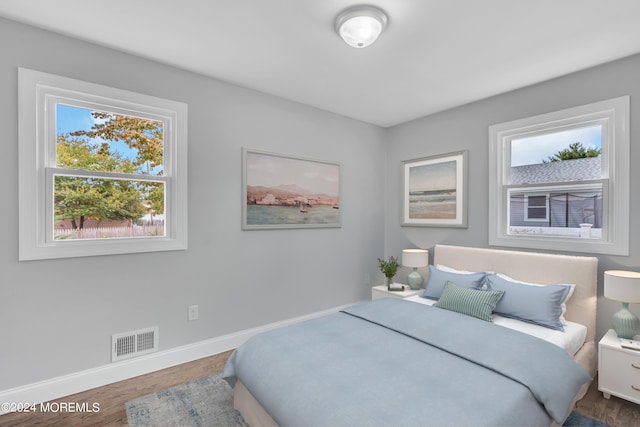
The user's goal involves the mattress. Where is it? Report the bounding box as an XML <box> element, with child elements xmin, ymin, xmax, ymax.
<box><xmin>405</xmin><ymin>294</ymin><xmax>587</xmax><ymax>357</ymax></box>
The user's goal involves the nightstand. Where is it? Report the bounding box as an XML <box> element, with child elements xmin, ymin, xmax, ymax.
<box><xmin>599</xmin><ymin>329</ymin><xmax>640</xmax><ymax>404</ymax></box>
<box><xmin>371</xmin><ymin>285</ymin><xmax>421</xmax><ymax>300</ymax></box>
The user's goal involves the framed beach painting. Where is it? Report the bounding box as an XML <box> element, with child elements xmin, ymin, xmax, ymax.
<box><xmin>242</xmin><ymin>148</ymin><xmax>341</xmax><ymax>230</ymax></box>
<box><xmin>401</xmin><ymin>150</ymin><xmax>468</xmax><ymax>228</ymax></box>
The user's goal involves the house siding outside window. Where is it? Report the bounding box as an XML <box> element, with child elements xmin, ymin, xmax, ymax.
<box><xmin>509</xmin><ymin>157</ymin><xmax>602</xmax><ymax>229</ymax></box>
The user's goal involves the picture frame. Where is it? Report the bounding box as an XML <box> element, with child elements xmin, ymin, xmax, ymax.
<box><xmin>242</xmin><ymin>148</ymin><xmax>341</xmax><ymax>230</ymax></box>
<box><xmin>401</xmin><ymin>150</ymin><xmax>468</xmax><ymax>228</ymax></box>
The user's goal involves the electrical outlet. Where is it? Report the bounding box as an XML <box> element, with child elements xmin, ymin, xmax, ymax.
<box><xmin>188</xmin><ymin>305</ymin><xmax>199</xmax><ymax>321</ymax></box>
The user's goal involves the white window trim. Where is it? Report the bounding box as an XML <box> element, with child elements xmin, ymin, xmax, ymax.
<box><xmin>489</xmin><ymin>96</ymin><xmax>629</xmax><ymax>256</ymax></box>
<box><xmin>19</xmin><ymin>68</ymin><xmax>188</xmax><ymax>260</ymax></box>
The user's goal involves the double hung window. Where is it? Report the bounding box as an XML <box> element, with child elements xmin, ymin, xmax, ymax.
<box><xmin>489</xmin><ymin>97</ymin><xmax>629</xmax><ymax>255</ymax></box>
<box><xmin>19</xmin><ymin>68</ymin><xmax>188</xmax><ymax>260</ymax></box>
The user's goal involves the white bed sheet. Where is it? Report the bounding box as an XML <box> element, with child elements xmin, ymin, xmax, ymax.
<box><xmin>404</xmin><ymin>295</ymin><xmax>587</xmax><ymax>357</ymax></box>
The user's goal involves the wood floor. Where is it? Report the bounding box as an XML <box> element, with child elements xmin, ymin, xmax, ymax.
<box><xmin>574</xmin><ymin>378</ymin><xmax>640</xmax><ymax>427</ymax></box>
<box><xmin>2</xmin><ymin>349</ymin><xmax>639</xmax><ymax>426</ymax></box>
<box><xmin>0</xmin><ymin>350</ymin><xmax>233</xmax><ymax>427</ymax></box>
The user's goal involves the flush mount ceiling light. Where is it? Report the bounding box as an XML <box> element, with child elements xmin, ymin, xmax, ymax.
<box><xmin>335</xmin><ymin>5</ymin><xmax>388</xmax><ymax>48</ymax></box>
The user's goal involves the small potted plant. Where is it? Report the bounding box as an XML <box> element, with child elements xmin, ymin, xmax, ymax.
<box><xmin>377</xmin><ymin>256</ymin><xmax>400</xmax><ymax>290</ymax></box>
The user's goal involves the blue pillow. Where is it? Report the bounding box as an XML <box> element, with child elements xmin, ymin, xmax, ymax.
<box><xmin>420</xmin><ymin>266</ymin><xmax>486</xmax><ymax>300</ymax></box>
<box><xmin>434</xmin><ymin>281</ymin><xmax>505</xmax><ymax>322</ymax></box>
<box><xmin>485</xmin><ymin>274</ymin><xmax>572</xmax><ymax>331</ymax></box>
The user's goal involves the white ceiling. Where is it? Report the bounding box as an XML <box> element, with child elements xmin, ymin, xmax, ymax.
<box><xmin>2</xmin><ymin>0</ymin><xmax>640</xmax><ymax>127</ymax></box>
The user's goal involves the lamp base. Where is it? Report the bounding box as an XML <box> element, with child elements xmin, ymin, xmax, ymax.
<box><xmin>612</xmin><ymin>302</ymin><xmax>640</xmax><ymax>339</ymax></box>
<box><xmin>407</xmin><ymin>268</ymin><xmax>423</xmax><ymax>290</ymax></box>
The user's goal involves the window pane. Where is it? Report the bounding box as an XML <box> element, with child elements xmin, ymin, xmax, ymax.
<box><xmin>54</xmin><ymin>176</ymin><xmax>165</xmax><ymax>240</ymax></box>
<box><xmin>510</xmin><ymin>125</ymin><xmax>602</xmax><ymax>184</ymax></box>
<box><xmin>509</xmin><ymin>187</ymin><xmax>602</xmax><ymax>238</ymax></box>
<box><xmin>527</xmin><ymin>209</ymin><xmax>547</xmax><ymax>219</ymax></box>
<box><xmin>524</xmin><ymin>195</ymin><xmax>548</xmax><ymax>220</ymax></box>
<box><xmin>56</xmin><ymin>104</ymin><xmax>164</xmax><ymax>176</ymax></box>
<box><xmin>527</xmin><ymin>196</ymin><xmax>546</xmax><ymax>207</ymax></box>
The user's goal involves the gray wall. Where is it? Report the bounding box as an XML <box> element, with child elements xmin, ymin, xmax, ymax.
<box><xmin>3</xmin><ymin>14</ymin><xmax>640</xmax><ymax>392</ymax></box>
<box><xmin>386</xmin><ymin>53</ymin><xmax>640</xmax><ymax>341</ymax></box>
<box><xmin>0</xmin><ymin>18</ymin><xmax>386</xmax><ymax>390</ymax></box>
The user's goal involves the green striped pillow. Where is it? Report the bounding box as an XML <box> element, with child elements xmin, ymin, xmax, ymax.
<box><xmin>433</xmin><ymin>281</ymin><xmax>505</xmax><ymax>322</ymax></box>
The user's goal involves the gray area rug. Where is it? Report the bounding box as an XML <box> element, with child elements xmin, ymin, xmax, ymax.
<box><xmin>126</xmin><ymin>372</ymin><xmax>609</xmax><ymax>427</ymax></box>
<box><xmin>126</xmin><ymin>373</ymin><xmax>248</xmax><ymax>427</ymax></box>
<box><xmin>563</xmin><ymin>411</ymin><xmax>611</xmax><ymax>427</ymax></box>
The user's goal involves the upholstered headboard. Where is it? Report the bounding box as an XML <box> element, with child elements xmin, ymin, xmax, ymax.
<box><xmin>434</xmin><ymin>244</ymin><xmax>598</xmax><ymax>344</ymax></box>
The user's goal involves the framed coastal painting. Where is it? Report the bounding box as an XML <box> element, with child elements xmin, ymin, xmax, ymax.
<box><xmin>401</xmin><ymin>150</ymin><xmax>468</xmax><ymax>228</ymax></box>
<box><xmin>242</xmin><ymin>148</ymin><xmax>341</xmax><ymax>230</ymax></box>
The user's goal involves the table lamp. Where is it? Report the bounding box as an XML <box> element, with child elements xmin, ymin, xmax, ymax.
<box><xmin>604</xmin><ymin>270</ymin><xmax>640</xmax><ymax>339</ymax></box>
<box><xmin>402</xmin><ymin>249</ymin><xmax>429</xmax><ymax>290</ymax></box>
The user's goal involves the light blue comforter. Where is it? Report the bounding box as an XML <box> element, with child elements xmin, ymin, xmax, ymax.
<box><xmin>224</xmin><ymin>298</ymin><xmax>590</xmax><ymax>427</ymax></box>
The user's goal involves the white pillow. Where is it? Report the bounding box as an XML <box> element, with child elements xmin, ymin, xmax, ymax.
<box><xmin>436</xmin><ymin>264</ymin><xmax>493</xmax><ymax>275</ymax></box>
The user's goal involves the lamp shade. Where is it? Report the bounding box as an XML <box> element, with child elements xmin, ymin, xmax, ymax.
<box><xmin>604</xmin><ymin>270</ymin><xmax>640</xmax><ymax>303</ymax></box>
<box><xmin>335</xmin><ymin>5</ymin><xmax>388</xmax><ymax>48</ymax></box>
<box><xmin>402</xmin><ymin>249</ymin><xmax>429</xmax><ymax>268</ymax></box>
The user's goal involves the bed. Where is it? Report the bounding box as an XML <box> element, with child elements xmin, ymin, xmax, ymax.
<box><xmin>223</xmin><ymin>244</ymin><xmax>598</xmax><ymax>427</ymax></box>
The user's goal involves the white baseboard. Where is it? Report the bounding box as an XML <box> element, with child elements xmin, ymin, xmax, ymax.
<box><xmin>0</xmin><ymin>304</ymin><xmax>350</xmax><ymax>414</ymax></box>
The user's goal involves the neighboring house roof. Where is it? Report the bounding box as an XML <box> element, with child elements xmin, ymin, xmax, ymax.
<box><xmin>511</xmin><ymin>156</ymin><xmax>601</xmax><ymax>185</ymax></box>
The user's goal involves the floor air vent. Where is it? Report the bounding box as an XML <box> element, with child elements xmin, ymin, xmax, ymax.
<box><xmin>112</xmin><ymin>326</ymin><xmax>158</xmax><ymax>362</ymax></box>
